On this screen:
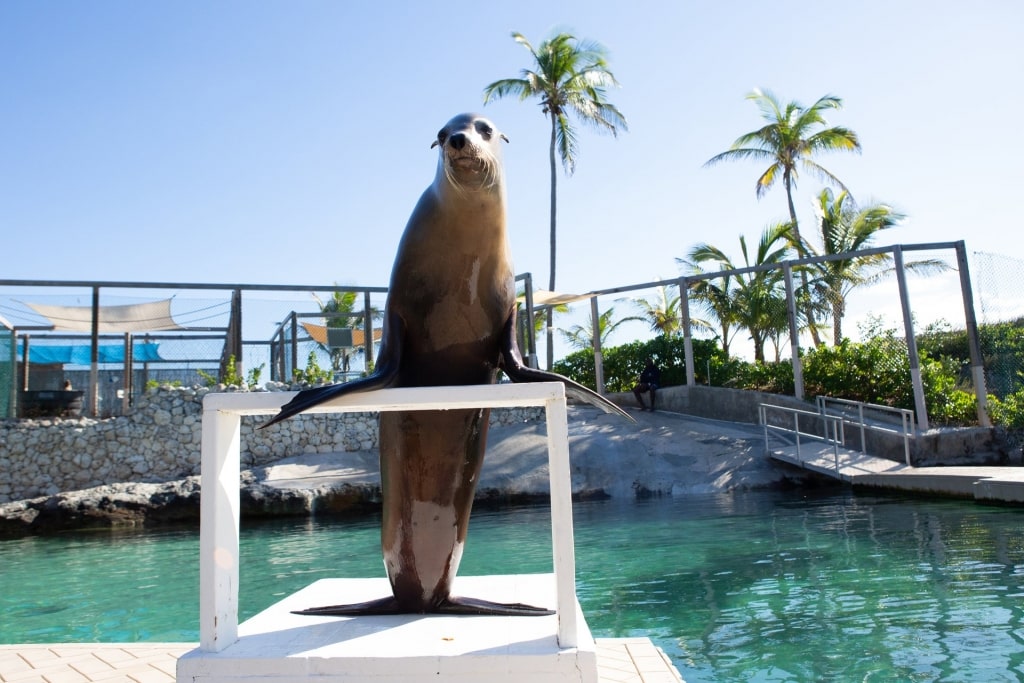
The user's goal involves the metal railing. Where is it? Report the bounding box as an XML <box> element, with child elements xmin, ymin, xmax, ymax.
<box><xmin>815</xmin><ymin>396</ymin><xmax>915</xmax><ymax>467</ymax></box>
<box><xmin>759</xmin><ymin>403</ymin><xmax>845</xmax><ymax>475</ymax></box>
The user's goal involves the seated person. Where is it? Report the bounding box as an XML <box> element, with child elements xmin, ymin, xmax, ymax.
<box><xmin>632</xmin><ymin>358</ymin><xmax>661</xmax><ymax>411</ymax></box>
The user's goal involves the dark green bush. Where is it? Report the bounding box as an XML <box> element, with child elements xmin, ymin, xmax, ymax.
<box><xmin>988</xmin><ymin>390</ymin><xmax>1024</xmax><ymax>429</ymax></box>
<box><xmin>802</xmin><ymin>337</ymin><xmax>912</xmax><ymax>407</ymax></box>
<box><xmin>554</xmin><ymin>336</ymin><xmax>727</xmax><ymax>392</ymax></box>
<box><xmin>552</xmin><ymin>321</ymin><xmax>1024</xmax><ymax>428</ymax></box>
<box><xmin>731</xmin><ymin>359</ymin><xmax>795</xmax><ymax>394</ymax></box>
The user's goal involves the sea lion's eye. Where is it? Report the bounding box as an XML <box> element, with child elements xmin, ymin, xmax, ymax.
<box><xmin>437</xmin><ymin>130</ymin><xmax>448</xmax><ymax>145</ymax></box>
<box><xmin>477</xmin><ymin>123</ymin><xmax>493</xmax><ymax>140</ymax></box>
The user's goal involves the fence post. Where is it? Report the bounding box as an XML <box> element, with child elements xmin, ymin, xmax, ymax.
<box><xmin>784</xmin><ymin>264</ymin><xmax>804</xmax><ymax>400</ymax></box>
<box><xmin>122</xmin><ymin>332</ymin><xmax>132</xmax><ymax>415</ymax></box>
<box><xmin>956</xmin><ymin>242</ymin><xmax>991</xmax><ymax>427</ymax></box>
<box><xmin>289</xmin><ymin>313</ymin><xmax>298</xmax><ymax>380</ymax></box>
<box><xmin>7</xmin><ymin>330</ymin><xmax>16</xmax><ymax>418</ymax></box>
<box><xmin>894</xmin><ymin>246</ymin><xmax>929</xmax><ymax>431</ymax></box>
<box><xmin>678</xmin><ymin>277</ymin><xmax>695</xmax><ymax>387</ymax></box>
<box><xmin>89</xmin><ymin>286</ymin><xmax>100</xmax><ymax>417</ymax></box>
<box><xmin>590</xmin><ymin>296</ymin><xmax>604</xmax><ymax>394</ymax></box>
<box><xmin>522</xmin><ymin>274</ymin><xmax>538</xmax><ymax>369</ymax></box>
<box><xmin>363</xmin><ymin>291</ymin><xmax>374</xmax><ymax>372</ymax></box>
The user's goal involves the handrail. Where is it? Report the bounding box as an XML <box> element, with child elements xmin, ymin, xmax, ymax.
<box><xmin>759</xmin><ymin>403</ymin><xmax>845</xmax><ymax>476</ymax></box>
<box><xmin>815</xmin><ymin>396</ymin><xmax>915</xmax><ymax>466</ymax></box>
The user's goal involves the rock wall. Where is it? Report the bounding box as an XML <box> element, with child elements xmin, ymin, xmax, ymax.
<box><xmin>0</xmin><ymin>385</ymin><xmax>543</xmax><ymax>504</ymax></box>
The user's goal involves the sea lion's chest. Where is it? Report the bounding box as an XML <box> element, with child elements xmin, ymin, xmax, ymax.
<box><xmin>390</xmin><ymin>197</ymin><xmax>513</xmax><ymax>354</ymax></box>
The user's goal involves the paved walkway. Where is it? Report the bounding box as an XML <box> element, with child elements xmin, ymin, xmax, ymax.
<box><xmin>0</xmin><ymin>639</ymin><xmax>683</xmax><ymax>683</ymax></box>
<box><xmin>770</xmin><ymin>440</ymin><xmax>1024</xmax><ymax>502</ymax></box>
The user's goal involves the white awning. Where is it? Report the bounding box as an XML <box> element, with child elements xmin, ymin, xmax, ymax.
<box><xmin>522</xmin><ymin>290</ymin><xmax>593</xmax><ymax>307</ymax></box>
<box><xmin>25</xmin><ymin>299</ymin><xmax>184</xmax><ymax>333</ymax></box>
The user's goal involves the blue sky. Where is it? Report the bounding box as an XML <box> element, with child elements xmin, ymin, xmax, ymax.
<box><xmin>3</xmin><ymin>1</ymin><xmax>1023</xmax><ymax>357</ymax></box>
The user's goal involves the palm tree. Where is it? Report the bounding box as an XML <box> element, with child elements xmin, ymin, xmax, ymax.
<box><xmin>705</xmin><ymin>89</ymin><xmax>860</xmax><ymax>346</ymax></box>
<box><xmin>684</xmin><ymin>223</ymin><xmax>795</xmax><ymax>362</ymax></box>
<box><xmin>484</xmin><ymin>31</ymin><xmax>627</xmax><ymax>368</ymax></box>
<box><xmin>559</xmin><ymin>305</ymin><xmax>640</xmax><ymax>350</ymax></box>
<box><xmin>806</xmin><ymin>189</ymin><xmax>947</xmax><ymax>344</ymax></box>
<box><xmin>631</xmin><ymin>285</ymin><xmax>682</xmax><ymax>337</ymax></box>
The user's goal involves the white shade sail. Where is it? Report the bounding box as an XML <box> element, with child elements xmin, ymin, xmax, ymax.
<box><xmin>25</xmin><ymin>299</ymin><xmax>183</xmax><ymax>333</ymax></box>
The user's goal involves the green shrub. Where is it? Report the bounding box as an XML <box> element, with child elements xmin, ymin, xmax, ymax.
<box><xmin>197</xmin><ymin>355</ymin><xmax>265</xmax><ymax>389</ymax></box>
<box><xmin>553</xmin><ymin>336</ymin><xmax>727</xmax><ymax>392</ymax></box>
<box><xmin>293</xmin><ymin>351</ymin><xmax>332</xmax><ymax>385</ymax></box>
<box><xmin>987</xmin><ymin>391</ymin><xmax>1024</xmax><ymax>429</ymax></box>
<box><xmin>551</xmin><ymin>319</ymin><xmax>1024</xmax><ymax>428</ymax></box>
<box><xmin>145</xmin><ymin>379</ymin><xmax>182</xmax><ymax>391</ymax></box>
<box><xmin>801</xmin><ymin>336</ymin><xmax>913</xmax><ymax>407</ymax></box>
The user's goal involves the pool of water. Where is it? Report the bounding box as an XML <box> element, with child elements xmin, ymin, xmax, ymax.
<box><xmin>2</xmin><ymin>490</ymin><xmax>1024</xmax><ymax>682</ymax></box>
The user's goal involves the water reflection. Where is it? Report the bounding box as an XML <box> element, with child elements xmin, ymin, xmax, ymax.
<box><xmin>567</xmin><ymin>494</ymin><xmax>1024</xmax><ymax>682</ymax></box>
<box><xmin>1</xmin><ymin>491</ymin><xmax>1023</xmax><ymax>682</ymax></box>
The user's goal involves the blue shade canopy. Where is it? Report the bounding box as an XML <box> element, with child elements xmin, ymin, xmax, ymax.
<box><xmin>19</xmin><ymin>343</ymin><xmax>163</xmax><ymax>365</ymax></box>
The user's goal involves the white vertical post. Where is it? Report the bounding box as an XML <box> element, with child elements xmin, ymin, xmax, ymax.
<box><xmin>199</xmin><ymin>405</ymin><xmax>242</xmax><ymax>652</ymax></box>
<box><xmin>544</xmin><ymin>392</ymin><xmax>578</xmax><ymax>648</ymax></box>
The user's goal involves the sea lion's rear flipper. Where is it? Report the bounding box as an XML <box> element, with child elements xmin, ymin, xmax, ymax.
<box><xmin>293</xmin><ymin>596</ymin><xmax>553</xmax><ymax>617</ymax></box>
<box><xmin>436</xmin><ymin>596</ymin><xmax>554</xmax><ymax>616</ymax></box>
<box><xmin>260</xmin><ymin>313</ymin><xmax>405</xmax><ymax>429</ymax></box>
<box><xmin>498</xmin><ymin>314</ymin><xmax>634</xmax><ymax>423</ymax></box>
<box><xmin>292</xmin><ymin>596</ymin><xmax>404</xmax><ymax>616</ymax></box>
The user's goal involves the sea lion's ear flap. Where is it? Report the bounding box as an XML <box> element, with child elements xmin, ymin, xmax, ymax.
<box><xmin>500</xmin><ymin>134</ymin><xmax>509</xmax><ymax>144</ymax></box>
<box><xmin>431</xmin><ymin>140</ymin><xmax>440</xmax><ymax>149</ymax></box>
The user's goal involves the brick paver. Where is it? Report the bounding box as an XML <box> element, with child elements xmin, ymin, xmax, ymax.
<box><xmin>0</xmin><ymin>640</ymin><xmax>682</xmax><ymax>683</ymax></box>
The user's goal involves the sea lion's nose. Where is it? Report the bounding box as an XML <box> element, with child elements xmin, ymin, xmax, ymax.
<box><xmin>449</xmin><ymin>132</ymin><xmax>467</xmax><ymax>150</ymax></box>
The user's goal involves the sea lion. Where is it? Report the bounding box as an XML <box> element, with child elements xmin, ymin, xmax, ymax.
<box><xmin>263</xmin><ymin>113</ymin><xmax>631</xmax><ymax>616</ymax></box>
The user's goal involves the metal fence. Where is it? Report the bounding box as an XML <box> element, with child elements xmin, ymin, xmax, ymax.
<box><xmin>2</xmin><ymin>242</ymin><xmax>1020</xmax><ymax>425</ymax></box>
<box><xmin>0</xmin><ymin>280</ymin><xmax>388</xmax><ymax>418</ymax></box>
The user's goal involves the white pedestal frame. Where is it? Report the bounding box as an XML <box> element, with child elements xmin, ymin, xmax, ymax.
<box><xmin>194</xmin><ymin>382</ymin><xmax>581</xmax><ymax>655</ymax></box>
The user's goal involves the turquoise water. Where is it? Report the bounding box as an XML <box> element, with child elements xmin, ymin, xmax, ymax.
<box><xmin>2</xmin><ymin>491</ymin><xmax>1024</xmax><ymax>682</ymax></box>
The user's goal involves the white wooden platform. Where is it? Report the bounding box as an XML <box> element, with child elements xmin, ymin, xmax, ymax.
<box><xmin>177</xmin><ymin>575</ymin><xmax>596</xmax><ymax>682</ymax></box>
<box><xmin>179</xmin><ymin>383</ymin><xmax>599</xmax><ymax>682</ymax></box>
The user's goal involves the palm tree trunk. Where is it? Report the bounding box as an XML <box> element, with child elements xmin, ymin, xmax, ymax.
<box><xmin>784</xmin><ymin>173</ymin><xmax>823</xmax><ymax>348</ymax></box>
<box><xmin>752</xmin><ymin>331</ymin><xmax>766</xmax><ymax>363</ymax></box>
<box><xmin>832</xmin><ymin>297</ymin><xmax>845</xmax><ymax>345</ymax></box>
<box><xmin>546</xmin><ymin>111</ymin><xmax>558</xmax><ymax>370</ymax></box>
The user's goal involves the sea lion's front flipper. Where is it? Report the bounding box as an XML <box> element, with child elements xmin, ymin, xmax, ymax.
<box><xmin>260</xmin><ymin>313</ymin><xmax>405</xmax><ymax>429</ymax></box>
<box><xmin>498</xmin><ymin>314</ymin><xmax>634</xmax><ymax>423</ymax></box>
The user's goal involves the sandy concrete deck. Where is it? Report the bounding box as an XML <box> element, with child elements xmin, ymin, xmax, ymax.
<box><xmin>0</xmin><ymin>639</ymin><xmax>683</xmax><ymax>683</ymax></box>
<box><xmin>771</xmin><ymin>441</ymin><xmax>1024</xmax><ymax>502</ymax></box>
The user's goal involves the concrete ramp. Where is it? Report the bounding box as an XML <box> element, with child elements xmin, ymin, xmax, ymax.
<box><xmin>770</xmin><ymin>440</ymin><xmax>1024</xmax><ymax>502</ymax></box>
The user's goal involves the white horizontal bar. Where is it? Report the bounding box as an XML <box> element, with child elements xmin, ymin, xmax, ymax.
<box><xmin>203</xmin><ymin>382</ymin><xmax>567</xmax><ymax>416</ymax></box>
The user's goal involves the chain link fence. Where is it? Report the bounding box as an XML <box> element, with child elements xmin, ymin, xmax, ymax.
<box><xmin>972</xmin><ymin>252</ymin><xmax>1024</xmax><ymax>399</ymax></box>
<box><xmin>0</xmin><ymin>283</ymin><xmax>387</xmax><ymax>418</ymax></box>
<box><xmin>1</xmin><ymin>247</ymin><xmax>1018</xmax><ymax>423</ymax></box>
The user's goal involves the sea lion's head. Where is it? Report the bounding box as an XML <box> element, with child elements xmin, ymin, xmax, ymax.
<box><xmin>432</xmin><ymin>113</ymin><xmax>508</xmax><ymax>192</ymax></box>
